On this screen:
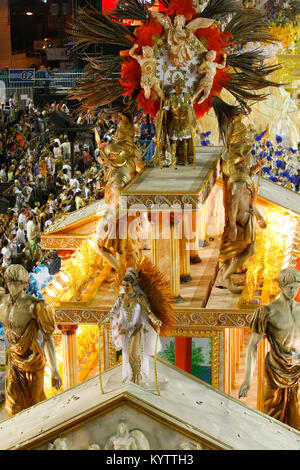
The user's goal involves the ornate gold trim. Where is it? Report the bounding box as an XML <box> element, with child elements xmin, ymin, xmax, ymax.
<box><xmin>41</xmin><ymin>236</ymin><xmax>86</xmax><ymax>250</ymax></box>
<box><xmin>55</xmin><ymin>307</ymin><xmax>254</xmax><ymax>328</ymax></box>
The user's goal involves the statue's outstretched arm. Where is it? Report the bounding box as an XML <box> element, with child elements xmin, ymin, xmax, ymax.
<box><xmin>216</xmin><ymin>53</ymin><xmax>227</xmax><ymax>69</ymax></box>
<box><xmin>129</xmin><ymin>43</ymin><xmax>139</xmax><ymax>61</ymax></box>
<box><xmin>186</xmin><ymin>17</ymin><xmax>215</xmax><ymax>32</ymax></box>
<box><xmin>253</xmin><ymin>205</ymin><xmax>267</xmax><ymax>229</ymax></box>
<box><xmin>151</xmin><ymin>10</ymin><xmax>171</xmax><ymax>30</ymax></box>
<box><xmin>148</xmin><ymin>311</ymin><xmax>162</xmax><ymax>328</ymax></box>
<box><xmin>239</xmin><ymin>331</ymin><xmax>263</xmax><ymax>398</ymax></box>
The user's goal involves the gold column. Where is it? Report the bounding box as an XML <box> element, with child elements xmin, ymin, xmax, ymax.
<box><xmin>190</xmin><ymin>210</ymin><xmax>201</xmax><ymax>264</ymax></box>
<box><xmin>224</xmin><ymin>328</ymin><xmax>231</xmax><ymax>395</ymax></box>
<box><xmin>170</xmin><ymin>221</ymin><xmax>182</xmax><ymax>301</ymax></box>
<box><xmin>150</xmin><ymin>216</ymin><xmax>159</xmax><ymax>266</ymax></box>
<box><xmin>59</xmin><ymin>325</ymin><xmax>79</xmax><ymax>390</ymax></box>
<box><xmin>236</xmin><ymin>329</ymin><xmax>241</xmax><ymax>369</ymax></box>
<box><xmin>256</xmin><ymin>338</ymin><xmax>265</xmax><ymax>412</ymax></box>
<box><xmin>198</xmin><ymin>202</ymin><xmax>207</xmax><ymax>247</ymax></box>
<box><xmin>240</xmin><ymin>328</ymin><xmax>245</xmax><ymax>351</ymax></box>
<box><xmin>231</xmin><ymin>328</ymin><xmax>237</xmax><ymax>388</ymax></box>
<box><xmin>180</xmin><ymin>215</ymin><xmax>192</xmax><ymax>283</ymax></box>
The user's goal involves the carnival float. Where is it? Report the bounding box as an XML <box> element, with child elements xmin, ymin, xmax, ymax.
<box><xmin>0</xmin><ymin>0</ymin><xmax>299</xmax><ymax>450</ymax></box>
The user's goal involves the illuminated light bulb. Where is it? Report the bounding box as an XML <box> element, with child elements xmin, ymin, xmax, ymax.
<box><xmin>60</xmin><ymin>273</ymin><xmax>69</xmax><ymax>283</ymax></box>
<box><xmin>52</xmin><ymin>280</ymin><xmax>63</xmax><ymax>291</ymax></box>
<box><xmin>47</xmin><ymin>289</ymin><xmax>57</xmax><ymax>298</ymax></box>
<box><xmin>88</xmin><ymin>238</ymin><xmax>96</xmax><ymax>249</ymax></box>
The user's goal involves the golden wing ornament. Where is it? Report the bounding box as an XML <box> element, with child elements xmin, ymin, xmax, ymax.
<box><xmin>186</xmin><ymin>17</ymin><xmax>215</xmax><ymax>32</ymax></box>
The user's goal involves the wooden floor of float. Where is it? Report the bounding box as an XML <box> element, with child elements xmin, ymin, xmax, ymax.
<box><xmin>81</xmin><ymin>237</ymin><xmax>246</xmax><ymax>312</ymax></box>
<box><xmin>77</xmin><ymin>238</ymin><xmax>221</xmax><ymax>310</ymax></box>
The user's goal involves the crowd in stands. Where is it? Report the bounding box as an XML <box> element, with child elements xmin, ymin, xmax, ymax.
<box><xmin>0</xmin><ymin>95</ymin><xmax>156</xmax><ymax>287</ymax></box>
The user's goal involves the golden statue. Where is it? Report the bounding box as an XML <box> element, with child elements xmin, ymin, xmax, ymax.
<box><xmin>219</xmin><ymin>138</ymin><xmax>267</xmax><ymax>293</ymax></box>
<box><xmin>239</xmin><ymin>267</ymin><xmax>300</xmax><ymax>431</ymax></box>
<box><xmin>192</xmin><ymin>51</ymin><xmax>227</xmax><ymax>104</ymax></box>
<box><xmin>0</xmin><ymin>265</ymin><xmax>62</xmax><ymax>416</ymax></box>
<box><xmin>151</xmin><ymin>11</ymin><xmax>214</xmax><ymax>67</ymax></box>
<box><xmin>114</xmin><ymin>113</ymin><xmax>143</xmax><ymax>167</ymax></box>
<box><xmin>95</xmin><ymin>114</ymin><xmax>141</xmax><ymax>208</ymax></box>
<box><xmin>129</xmin><ymin>44</ymin><xmax>164</xmax><ymax>101</ymax></box>
<box><xmin>95</xmin><ymin>115</ymin><xmax>142</xmax><ymax>271</ymax></box>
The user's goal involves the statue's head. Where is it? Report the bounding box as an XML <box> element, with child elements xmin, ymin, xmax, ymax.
<box><xmin>206</xmin><ymin>50</ymin><xmax>217</xmax><ymax>62</ymax></box>
<box><xmin>278</xmin><ymin>268</ymin><xmax>300</xmax><ymax>301</ymax></box>
<box><xmin>174</xmin><ymin>79</ymin><xmax>185</xmax><ymax>95</ymax></box>
<box><xmin>142</xmin><ymin>46</ymin><xmax>153</xmax><ymax>58</ymax></box>
<box><xmin>174</xmin><ymin>15</ymin><xmax>186</xmax><ymax>28</ymax></box>
<box><xmin>117</xmin><ymin>422</ymin><xmax>128</xmax><ymax>437</ymax></box>
<box><xmin>5</xmin><ymin>264</ymin><xmax>29</xmax><ymax>296</ymax></box>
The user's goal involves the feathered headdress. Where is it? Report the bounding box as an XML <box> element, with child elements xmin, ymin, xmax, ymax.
<box><xmin>114</xmin><ymin>256</ymin><xmax>175</xmax><ymax>336</ymax></box>
<box><xmin>69</xmin><ymin>0</ymin><xmax>281</xmax><ymax>138</ymax></box>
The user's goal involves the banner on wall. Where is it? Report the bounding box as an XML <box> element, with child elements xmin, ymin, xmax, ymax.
<box><xmin>102</xmin><ymin>0</ymin><xmax>165</xmax><ymax>21</ymax></box>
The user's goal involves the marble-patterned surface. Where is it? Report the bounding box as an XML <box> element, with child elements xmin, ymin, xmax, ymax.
<box><xmin>43</xmin><ymin>199</ymin><xmax>106</xmax><ymax>234</ymax></box>
<box><xmin>255</xmin><ymin>175</ymin><xmax>300</xmax><ymax>215</ymax></box>
<box><xmin>1</xmin><ymin>358</ymin><xmax>300</xmax><ymax>450</ymax></box>
<box><xmin>35</xmin><ymin>403</ymin><xmax>208</xmax><ymax>450</ymax></box>
<box><xmin>123</xmin><ymin>147</ymin><xmax>223</xmax><ymax>195</ymax></box>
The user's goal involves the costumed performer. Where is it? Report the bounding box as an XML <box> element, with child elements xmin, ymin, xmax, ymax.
<box><xmin>109</xmin><ymin>259</ymin><xmax>174</xmax><ymax>386</ymax></box>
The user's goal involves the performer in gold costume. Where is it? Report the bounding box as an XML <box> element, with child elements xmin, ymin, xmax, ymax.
<box><xmin>239</xmin><ymin>268</ymin><xmax>300</xmax><ymax>431</ymax></box>
<box><xmin>0</xmin><ymin>265</ymin><xmax>62</xmax><ymax>416</ymax></box>
<box><xmin>162</xmin><ymin>81</ymin><xmax>197</xmax><ymax>167</ymax></box>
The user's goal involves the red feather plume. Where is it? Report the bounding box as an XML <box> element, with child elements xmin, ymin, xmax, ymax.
<box><xmin>164</xmin><ymin>0</ymin><xmax>197</xmax><ymax>21</ymax></box>
<box><xmin>137</xmin><ymin>90</ymin><xmax>161</xmax><ymax>118</ymax></box>
<box><xmin>134</xmin><ymin>18</ymin><xmax>163</xmax><ymax>48</ymax></box>
<box><xmin>195</xmin><ymin>24</ymin><xmax>233</xmax><ymax>56</ymax></box>
<box><xmin>119</xmin><ymin>58</ymin><xmax>141</xmax><ymax>99</ymax></box>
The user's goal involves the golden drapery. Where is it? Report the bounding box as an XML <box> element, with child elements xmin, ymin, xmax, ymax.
<box><xmin>251</xmin><ymin>306</ymin><xmax>300</xmax><ymax>430</ymax></box>
<box><xmin>5</xmin><ymin>301</ymin><xmax>55</xmax><ymax>417</ymax></box>
<box><xmin>219</xmin><ymin>173</ymin><xmax>256</xmax><ymax>266</ymax></box>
